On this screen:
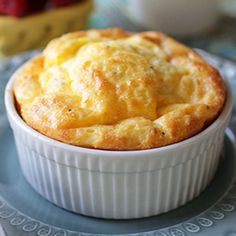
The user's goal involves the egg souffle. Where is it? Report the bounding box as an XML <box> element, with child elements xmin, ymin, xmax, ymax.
<box><xmin>13</xmin><ymin>28</ymin><xmax>225</xmax><ymax>150</ymax></box>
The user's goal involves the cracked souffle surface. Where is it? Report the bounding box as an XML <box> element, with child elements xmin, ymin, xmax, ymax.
<box><xmin>13</xmin><ymin>28</ymin><xmax>226</xmax><ymax>150</ymax></box>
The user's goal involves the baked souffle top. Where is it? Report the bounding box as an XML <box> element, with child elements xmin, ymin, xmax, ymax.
<box><xmin>14</xmin><ymin>28</ymin><xmax>226</xmax><ymax>150</ymax></box>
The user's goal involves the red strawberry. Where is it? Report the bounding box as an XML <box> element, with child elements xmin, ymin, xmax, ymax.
<box><xmin>0</xmin><ymin>0</ymin><xmax>28</xmax><ymax>17</ymax></box>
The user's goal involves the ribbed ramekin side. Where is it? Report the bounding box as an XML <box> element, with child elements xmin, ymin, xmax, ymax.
<box><xmin>10</xmin><ymin>113</ymin><xmax>228</xmax><ymax>219</ymax></box>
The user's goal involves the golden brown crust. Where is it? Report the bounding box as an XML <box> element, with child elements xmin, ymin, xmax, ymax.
<box><xmin>13</xmin><ymin>28</ymin><xmax>226</xmax><ymax>150</ymax></box>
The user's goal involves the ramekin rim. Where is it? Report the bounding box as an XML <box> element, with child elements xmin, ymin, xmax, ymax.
<box><xmin>5</xmin><ymin>59</ymin><xmax>233</xmax><ymax>157</ymax></box>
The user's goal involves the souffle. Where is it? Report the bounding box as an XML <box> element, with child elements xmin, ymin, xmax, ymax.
<box><xmin>13</xmin><ymin>28</ymin><xmax>226</xmax><ymax>150</ymax></box>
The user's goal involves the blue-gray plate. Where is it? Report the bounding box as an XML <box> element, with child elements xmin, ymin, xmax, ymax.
<box><xmin>1</xmin><ymin>51</ymin><xmax>236</xmax><ymax>236</ymax></box>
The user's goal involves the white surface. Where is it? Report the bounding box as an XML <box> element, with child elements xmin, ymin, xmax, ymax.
<box><xmin>0</xmin><ymin>224</ymin><xmax>7</xmax><ymax>236</ymax></box>
<box><xmin>128</xmin><ymin>0</ymin><xmax>219</xmax><ymax>36</ymax></box>
<box><xmin>4</xmin><ymin>60</ymin><xmax>233</xmax><ymax>219</ymax></box>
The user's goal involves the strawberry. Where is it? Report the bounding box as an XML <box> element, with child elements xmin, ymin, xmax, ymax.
<box><xmin>0</xmin><ymin>0</ymin><xmax>28</xmax><ymax>17</ymax></box>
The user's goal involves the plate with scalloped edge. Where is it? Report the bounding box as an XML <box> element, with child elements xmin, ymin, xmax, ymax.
<box><xmin>1</xmin><ymin>50</ymin><xmax>236</xmax><ymax>236</ymax></box>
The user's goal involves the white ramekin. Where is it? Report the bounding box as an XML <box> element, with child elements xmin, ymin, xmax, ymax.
<box><xmin>5</xmin><ymin>62</ymin><xmax>233</xmax><ymax>219</ymax></box>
